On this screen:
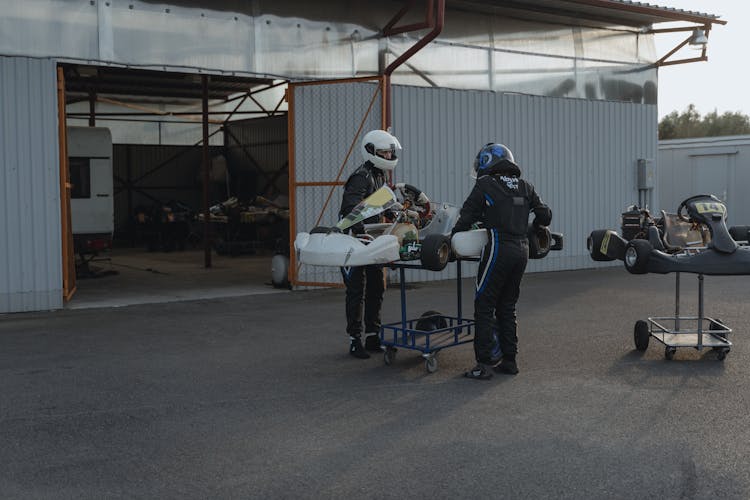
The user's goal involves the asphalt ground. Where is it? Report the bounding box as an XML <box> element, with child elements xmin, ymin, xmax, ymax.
<box><xmin>2</xmin><ymin>267</ymin><xmax>750</xmax><ymax>499</ymax></box>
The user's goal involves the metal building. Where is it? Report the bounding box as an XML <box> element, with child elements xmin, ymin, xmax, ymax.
<box><xmin>658</xmin><ymin>135</ymin><xmax>750</xmax><ymax>225</ymax></box>
<box><xmin>0</xmin><ymin>1</ymin><xmax>726</xmax><ymax>312</ymax></box>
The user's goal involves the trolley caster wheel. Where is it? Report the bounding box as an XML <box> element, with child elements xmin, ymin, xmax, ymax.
<box><xmin>665</xmin><ymin>346</ymin><xmax>677</xmax><ymax>360</ymax></box>
<box><xmin>425</xmin><ymin>356</ymin><xmax>438</xmax><ymax>373</ymax></box>
<box><xmin>717</xmin><ymin>347</ymin><xmax>730</xmax><ymax>361</ymax></box>
<box><xmin>634</xmin><ymin>320</ymin><xmax>650</xmax><ymax>351</ymax></box>
<box><xmin>383</xmin><ymin>347</ymin><xmax>397</xmax><ymax>366</ymax></box>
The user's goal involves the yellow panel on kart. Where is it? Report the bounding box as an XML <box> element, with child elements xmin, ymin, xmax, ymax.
<box><xmin>336</xmin><ymin>186</ymin><xmax>397</xmax><ymax>231</ymax></box>
<box><xmin>695</xmin><ymin>202</ymin><xmax>726</xmax><ymax>215</ymax></box>
<box><xmin>365</xmin><ymin>186</ymin><xmax>396</xmax><ymax>206</ymax></box>
<box><xmin>601</xmin><ymin>231</ymin><xmax>611</xmax><ymax>255</ymax></box>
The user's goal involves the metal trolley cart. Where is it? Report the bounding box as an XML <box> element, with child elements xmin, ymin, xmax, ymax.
<box><xmin>380</xmin><ymin>258</ymin><xmax>477</xmax><ymax>373</ymax></box>
<box><xmin>633</xmin><ymin>272</ymin><xmax>732</xmax><ymax>360</ymax></box>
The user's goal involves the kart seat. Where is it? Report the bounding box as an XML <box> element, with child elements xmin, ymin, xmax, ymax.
<box><xmin>660</xmin><ymin>211</ymin><xmax>709</xmax><ymax>252</ymax></box>
<box><xmin>648</xmin><ymin>225</ymin><xmax>666</xmax><ymax>251</ymax></box>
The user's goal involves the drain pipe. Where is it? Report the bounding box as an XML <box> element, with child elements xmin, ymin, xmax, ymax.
<box><xmin>383</xmin><ymin>0</ymin><xmax>445</xmax><ymax>129</ymax></box>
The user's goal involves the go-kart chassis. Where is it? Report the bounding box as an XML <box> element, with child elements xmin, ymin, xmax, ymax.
<box><xmin>634</xmin><ymin>272</ymin><xmax>732</xmax><ymax>360</ymax></box>
<box><xmin>595</xmin><ymin>230</ymin><xmax>750</xmax><ymax>275</ymax></box>
<box><xmin>380</xmin><ymin>258</ymin><xmax>478</xmax><ymax>373</ymax></box>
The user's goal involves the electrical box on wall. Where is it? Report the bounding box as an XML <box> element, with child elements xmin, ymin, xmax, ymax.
<box><xmin>637</xmin><ymin>158</ymin><xmax>655</xmax><ymax>190</ymax></box>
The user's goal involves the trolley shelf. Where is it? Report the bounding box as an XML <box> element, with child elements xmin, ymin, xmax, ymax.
<box><xmin>379</xmin><ymin>258</ymin><xmax>477</xmax><ymax>373</ymax></box>
<box><xmin>634</xmin><ymin>272</ymin><xmax>734</xmax><ymax>360</ymax></box>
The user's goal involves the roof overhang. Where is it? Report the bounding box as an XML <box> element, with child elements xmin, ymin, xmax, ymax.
<box><xmin>448</xmin><ymin>0</ymin><xmax>725</xmax><ymax>67</ymax></box>
<box><xmin>448</xmin><ymin>0</ymin><xmax>725</xmax><ymax>28</ymax></box>
<box><xmin>63</xmin><ymin>65</ymin><xmax>274</xmax><ymax>103</ymax></box>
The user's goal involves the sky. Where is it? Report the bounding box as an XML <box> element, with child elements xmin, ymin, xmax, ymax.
<box><xmin>654</xmin><ymin>1</ymin><xmax>749</xmax><ymax>119</ymax></box>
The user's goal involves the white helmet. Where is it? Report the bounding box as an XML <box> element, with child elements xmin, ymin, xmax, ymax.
<box><xmin>361</xmin><ymin>129</ymin><xmax>402</xmax><ymax>172</ymax></box>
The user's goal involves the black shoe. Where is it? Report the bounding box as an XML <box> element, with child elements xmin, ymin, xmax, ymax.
<box><xmin>349</xmin><ymin>337</ymin><xmax>370</xmax><ymax>359</ymax></box>
<box><xmin>464</xmin><ymin>363</ymin><xmax>493</xmax><ymax>380</ymax></box>
<box><xmin>364</xmin><ymin>334</ymin><xmax>381</xmax><ymax>352</ymax></box>
<box><xmin>494</xmin><ymin>357</ymin><xmax>518</xmax><ymax>375</ymax></box>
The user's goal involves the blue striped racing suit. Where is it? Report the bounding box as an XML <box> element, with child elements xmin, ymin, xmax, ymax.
<box><xmin>452</xmin><ymin>172</ymin><xmax>551</xmax><ymax>364</ymax></box>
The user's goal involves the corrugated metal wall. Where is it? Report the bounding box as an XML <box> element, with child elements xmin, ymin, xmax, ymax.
<box><xmin>658</xmin><ymin>135</ymin><xmax>750</xmax><ymax>226</ymax></box>
<box><xmin>292</xmin><ymin>81</ymin><xmax>382</xmax><ymax>286</ymax></box>
<box><xmin>0</xmin><ymin>57</ymin><xmax>62</xmax><ymax>312</ymax></box>
<box><xmin>392</xmin><ymin>85</ymin><xmax>658</xmax><ymax>283</ymax></box>
<box><xmin>292</xmin><ymin>82</ymin><xmax>657</xmax><ymax>286</ymax></box>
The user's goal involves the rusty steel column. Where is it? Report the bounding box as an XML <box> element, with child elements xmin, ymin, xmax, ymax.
<box><xmin>201</xmin><ymin>74</ymin><xmax>212</xmax><ymax>268</ymax></box>
<box><xmin>383</xmin><ymin>0</ymin><xmax>444</xmax><ymax>129</ymax></box>
<box><xmin>88</xmin><ymin>91</ymin><xmax>96</xmax><ymax>126</ymax></box>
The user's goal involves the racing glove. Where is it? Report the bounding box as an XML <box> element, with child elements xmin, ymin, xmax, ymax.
<box><xmin>532</xmin><ymin>205</ymin><xmax>552</xmax><ymax>227</ymax></box>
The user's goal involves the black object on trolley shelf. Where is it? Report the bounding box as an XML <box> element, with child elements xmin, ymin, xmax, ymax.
<box><xmin>379</xmin><ymin>258</ymin><xmax>480</xmax><ymax>373</ymax></box>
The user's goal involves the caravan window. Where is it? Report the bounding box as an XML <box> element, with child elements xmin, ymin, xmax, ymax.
<box><xmin>69</xmin><ymin>158</ymin><xmax>91</xmax><ymax>199</ymax></box>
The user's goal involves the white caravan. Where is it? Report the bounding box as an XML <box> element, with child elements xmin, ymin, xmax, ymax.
<box><xmin>67</xmin><ymin>126</ymin><xmax>114</xmax><ymax>257</ymax></box>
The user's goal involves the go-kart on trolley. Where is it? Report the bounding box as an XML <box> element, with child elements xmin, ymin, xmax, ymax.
<box><xmin>633</xmin><ymin>272</ymin><xmax>732</xmax><ymax>360</ymax></box>
<box><xmin>589</xmin><ymin>194</ymin><xmax>742</xmax><ymax>361</ymax></box>
<box><xmin>380</xmin><ymin>258</ymin><xmax>478</xmax><ymax>373</ymax></box>
<box><xmin>294</xmin><ymin>184</ymin><xmax>563</xmax><ymax>371</ymax></box>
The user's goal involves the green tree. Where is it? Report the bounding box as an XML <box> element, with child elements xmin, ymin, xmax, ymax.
<box><xmin>659</xmin><ymin>104</ymin><xmax>750</xmax><ymax>139</ymax></box>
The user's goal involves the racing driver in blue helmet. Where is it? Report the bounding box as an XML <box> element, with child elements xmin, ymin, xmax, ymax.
<box><xmin>451</xmin><ymin>143</ymin><xmax>551</xmax><ymax>379</ymax></box>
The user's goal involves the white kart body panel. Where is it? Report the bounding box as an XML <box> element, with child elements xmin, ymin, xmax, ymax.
<box><xmin>451</xmin><ymin>229</ymin><xmax>487</xmax><ymax>257</ymax></box>
<box><xmin>295</xmin><ymin>232</ymin><xmax>400</xmax><ymax>267</ymax></box>
<box><xmin>295</xmin><ymin>191</ymin><xmax>465</xmax><ymax>268</ymax></box>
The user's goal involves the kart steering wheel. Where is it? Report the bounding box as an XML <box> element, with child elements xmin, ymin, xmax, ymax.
<box><xmin>677</xmin><ymin>194</ymin><xmax>720</xmax><ymax>222</ymax></box>
<box><xmin>394</xmin><ymin>183</ymin><xmax>431</xmax><ymax>218</ymax></box>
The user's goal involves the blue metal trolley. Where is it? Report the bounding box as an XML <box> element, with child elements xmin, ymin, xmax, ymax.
<box><xmin>379</xmin><ymin>258</ymin><xmax>477</xmax><ymax>373</ymax></box>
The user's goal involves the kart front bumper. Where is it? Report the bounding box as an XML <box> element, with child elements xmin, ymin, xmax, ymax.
<box><xmin>295</xmin><ymin>232</ymin><xmax>400</xmax><ymax>267</ymax></box>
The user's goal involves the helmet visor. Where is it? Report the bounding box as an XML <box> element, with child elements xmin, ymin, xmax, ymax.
<box><xmin>375</xmin><ymin>144</ymin><xmax>400</xmax><ymax>161</ymax></box>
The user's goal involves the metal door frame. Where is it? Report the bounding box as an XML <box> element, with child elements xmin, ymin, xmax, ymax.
<box><xmin>57</xmin><ymin>65</ymin><xmax>76</xmax><ymax>301</ymax></box>
<box><xmin>287</xmin><ymin>76</ymin><xmax>386</xmax><ymax>287</ymax></box>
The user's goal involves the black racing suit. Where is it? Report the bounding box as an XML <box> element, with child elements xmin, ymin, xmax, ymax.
<box><xmin>452</xmin><ymin>171</ymin><xmax>551</xmax><ymax>364</ymax></box>
<box><xmin>339</xmin><ymin>161</ymin><xmax>387</xmax><ymax>338</ymax></box>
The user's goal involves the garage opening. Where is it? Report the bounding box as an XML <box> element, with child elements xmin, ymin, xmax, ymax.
<box><xmin>61</xmin><ymin>64</ymin><xmax>290</xmax><ymax>308</ymax></box>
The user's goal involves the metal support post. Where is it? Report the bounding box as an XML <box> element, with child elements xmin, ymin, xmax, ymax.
<box><xmin>201</xmin><ymin>74</ymin><xmax>212</xmax><ymax>268</ymax></box>
<box><xmin>675</xmin><ymin>272</ymin><xmax>681</xmax><ymax>331</ymax></box>
<box><xmin>399</xmin><ymin>266</ymin><xmax>407</xmax><ymax>330</ymax></box>
<box><xmin>698</xmin><ymin>273</ymin><xmax>705</xmax><ymax>347</ymax></box>
<box><xmin>456</xmin><ymin>259</ymin><xmax>463</xmax><ymax>322</ymax></box>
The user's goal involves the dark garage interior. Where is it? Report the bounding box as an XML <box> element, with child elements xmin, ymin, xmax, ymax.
<box><xmin>62</xmin><ymin>64</ymin><xmax>291</xmax><ymax>308</ymax></box>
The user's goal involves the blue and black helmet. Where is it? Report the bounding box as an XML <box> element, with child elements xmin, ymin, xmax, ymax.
<box><xmin>472</xmin><ymin>143</ymin><xmax>518</xmax><ymax>178</ymax></box>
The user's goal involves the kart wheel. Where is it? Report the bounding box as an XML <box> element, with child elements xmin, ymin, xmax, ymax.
<box><xmin>587</xmin><ymin>229</ymin><xmax>615</xmax><ymax>262</ymax></box>
<box><xmin>634</xmin><ymin>320</ymin><xmax>650</xmax><ymax>351</ymax></box>
<box><xmin>425</xmin><ymin>356</ymin><xmax>438</xmax><ymax>373</ymax></box>
<box><xmin>665</xmin><ymin>346</ymin><xmax>676</xmax><ymax>360</ymax></box>
<box><xmin>624</xmin><ymin>239</ymin><xmax>652</xmax><ymax>274</ymax></box>
<box><xmin>384</xmin><ymin>347</ymin><xmax>397</xmax><ymax>365</ymax></box>
<box><xmin>415</xmin><ymin>310</ymin><xmax>448</xmax><ymax>332</ymax></box>
<box><xmin>420</xmin><ymin>234</ymin><xmax>451</xmax><ymax>271</ymax></box>
<box><xmin>729</xmin><ymin>225</ymin><xmax>749</xmax><ymax>243</ymax></box>
<box><xmin>528</xmin><ymin>224</ymin><xmax>551</xmax><ymax>259</ymax></box>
